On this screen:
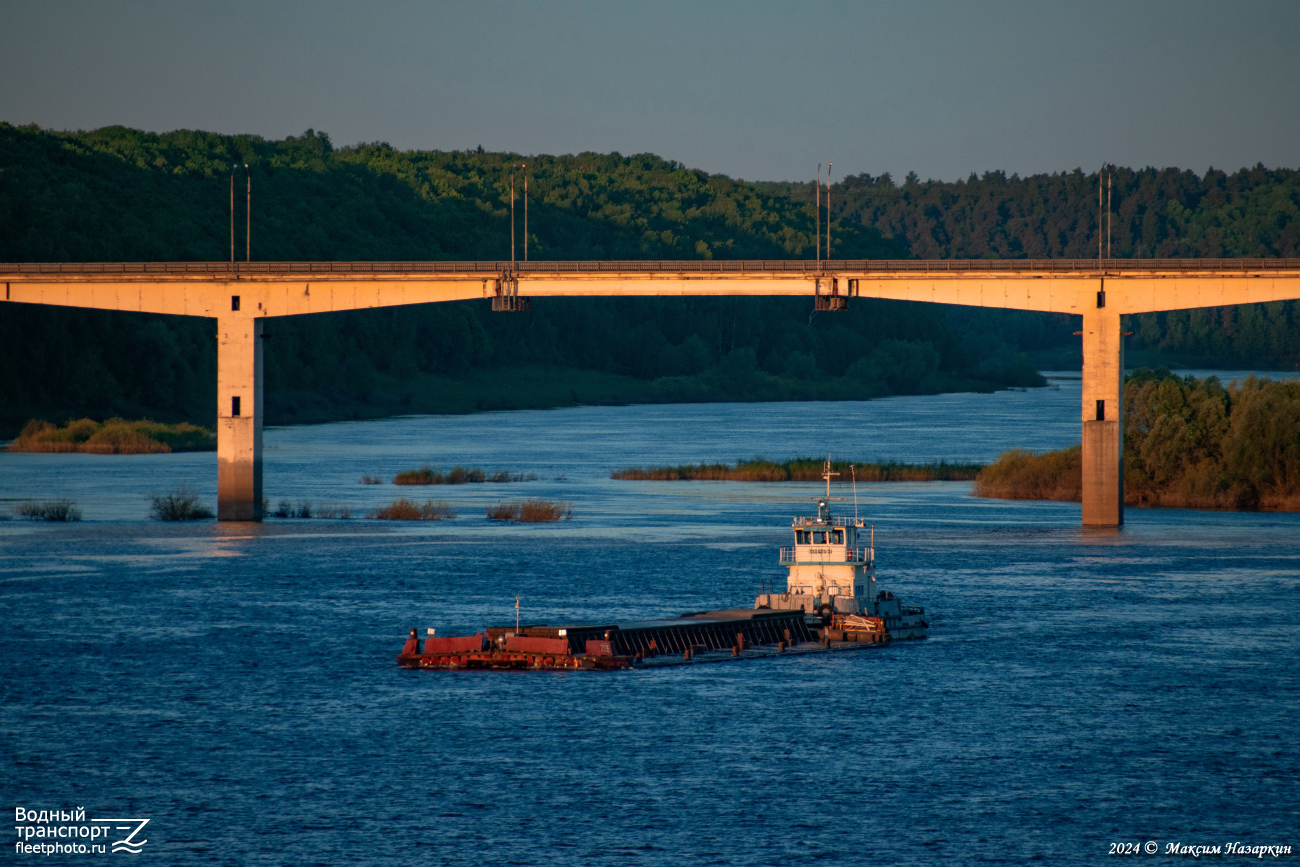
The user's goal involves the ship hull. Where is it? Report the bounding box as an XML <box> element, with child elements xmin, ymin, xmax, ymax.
<box><xmin>396</xmin><ymin>608</ymin><xmax>900</xmax><ymax>672</ymax></box>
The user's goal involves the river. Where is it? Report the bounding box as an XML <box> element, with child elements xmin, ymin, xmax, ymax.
<box><xmin>2</xmin><ymin>373</ymin><xmax>1297</xmax><ymax>864</ymax></box>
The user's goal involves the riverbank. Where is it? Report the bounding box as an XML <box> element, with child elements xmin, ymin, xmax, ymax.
<box><xmin>613</xmin><ymin>457</ymin><xmax>982</xmax><ymax>482</ymax></box>
<box><xmin>974</xmin><ymin>370</ymin><xmax>1300</xmax><ymax>511</ymax></box>
<box><xmin>260</xmin><ymin>363</ymin><xmax>1042</xmax><ymax>427</ymax></box>
<box><xmin>6</xmin><ymin>418</ymin><xmax>215</xmax><ymax>454</ymax></box>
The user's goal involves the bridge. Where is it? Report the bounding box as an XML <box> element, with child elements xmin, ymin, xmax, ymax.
<box><xmin>5</xmin><ymin>258</ymin><xmax>1300</xmax><ymax>526</ymax></box>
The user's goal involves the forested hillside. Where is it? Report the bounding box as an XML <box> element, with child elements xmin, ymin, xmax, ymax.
<box><xmin>1</xmin><ymin>123</ymin><xmax>1297</xmax><ymax>434</ymax></box>
<box><xmin>768</xmin><ymin>166</ymin><xmax>1300</xmax><ymax>365</ymax></box>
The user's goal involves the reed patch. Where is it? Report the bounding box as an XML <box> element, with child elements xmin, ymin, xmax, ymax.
<box><xmin>612</xmin><ymin>457</ymin><xmax>983</xmax><ymax>482</ymax></box>
<box><xmin>486</xmin><ymin>499</ymin><xmax>573</xmax><ymax>522</ymax></box>
<box><xmin>372</xmin><ymin>498</ymin><xmax>456</xmax><ymax>520</ymax></box>
<box><xmin>315</xmin><ymin>502</ymin><xmax>353</xmax><ymax>519</ymax></box>
<box><xmin>972</xmin><ymin>446</ymin><xmax>1081</xmax><ymax>502</ymax></box>
<box><xmin>15</xmin><ymin>499</ymin><xmax>83</xmax><ymax>521</ymax></box>
<box><xmin>392</xmin><ymin>465</ymin><xmax>538</xmax><ymax>485</ymax></box>
<box><xmin>271</xmin><ymin>499</ymin><xmax>352</xmax><ymax>518</ymax></box>
<box><xmin>149</xmin><ymin>486</ymin><xmax>214</xmax><ymax>520</ymax></box>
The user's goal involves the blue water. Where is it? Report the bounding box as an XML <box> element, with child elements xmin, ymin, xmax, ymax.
<box><xmin>3</xmin><ymin>376</ymin><xmax>1298</xmax><ymax>864</ymax></box>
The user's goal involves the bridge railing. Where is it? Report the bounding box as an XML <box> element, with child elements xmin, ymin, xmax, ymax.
<box><xmin>4</xmin><ymin>258</ymin><xmax>1299</xmax><ymax>276</ymax></box>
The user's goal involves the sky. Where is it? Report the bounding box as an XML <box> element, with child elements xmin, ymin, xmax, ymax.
<box><xmin>1</xmin><ymin>0</ymin><xmax>1297</xmax><ymax>183</ymax></box>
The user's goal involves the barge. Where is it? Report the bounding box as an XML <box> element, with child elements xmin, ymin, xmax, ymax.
<box><xmin>396</xmin><ymin>460</ymin><xmax>925</xmax><ymax>671</ymax></box>
<box><xmin>397</xmin><ymin>607</ymin><xmax>889</xmax><ymax>671</ymax></box>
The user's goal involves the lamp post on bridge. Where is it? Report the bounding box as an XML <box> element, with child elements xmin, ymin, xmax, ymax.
<box><xmin>509</xmin><ymin>163</ymin><xmax>529</xmax><ymax>263</ymax></box>
<box><xmin>815</xmin><ymin>163</ymin><xmax>821</xmax><ymax>267</ymax></box>
<box><xmin>244</xmin><ymin>164</ymin><xmax>251</xmax><ymax>263</ymax></box>
<box><xmin>1107</xmin><ymin>163</ymin><xmax>1113</xmax><ymax>259</ymax></box>
<box><xmin>826</xmin><ymin>162</ymin><xmax>833</xmax><ymax>261</ymax></box>
<box><xmin>1097</xmin><ymin>163</ymin><xmax>1115</xmax><ymax>260</ymax></box>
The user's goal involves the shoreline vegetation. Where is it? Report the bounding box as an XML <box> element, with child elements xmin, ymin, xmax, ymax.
<box><xmin>12</xmin><ymin>499</ymin><xmax>82</xmax><ymax>521</ymax></box>
<box><xmin>7</xmin><ymin>418</ymin><xmax>215</xmax><ymax>454</ymax></box>
<box><xmin>487</xmin><ymin>500</ymin><xmax>573</xmax><ymax>522</ymax></box>
<box><xmin>974</xmin><ymin>370</ymin><xmax>1300</xmax><ymax>511</ymax></box>
<box><xmin>149</xmin><ymin>486</ymin><xmax>214</xmax><ymax>520</ymax></box>
<box><xmin>973</xmin><ymin>447</ymin><xmax>1082</xmax><ymax>502</ymax></box>
<box><xmin>372</xmin><ymin>498</ymin><xmax>456</xmax><ymax>520</ymax></box>
<box><xmin>392</xmin><ymin>465</ymin><xmax>538</xmax><ymax>485</ymax></box>
<box><xmin>612</xmin><ymin>458</ymin><xmax>983</xmax><ymax>482</ymax></box>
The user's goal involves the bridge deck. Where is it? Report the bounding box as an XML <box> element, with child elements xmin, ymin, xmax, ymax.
<box><xmin>5</xmin><ymin>258</ymin><xmax>1300</xmax><ymax>278</ymax></box>
<box><xmin>6</xmin><ymin>258</ymin><xmax>1300</xmax><ymax>527</ymax></box>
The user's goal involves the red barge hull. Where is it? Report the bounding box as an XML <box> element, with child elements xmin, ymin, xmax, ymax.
<box><xmin>397</xmin><ymin>608</ymin><xmax>891</xmax><ymax>671</ymax></box>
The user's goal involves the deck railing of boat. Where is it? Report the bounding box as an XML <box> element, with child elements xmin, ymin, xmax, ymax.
<box><xmin>779</xmin><ymin>547</ymin><xmax>874</xmax><ymax>565</ymax></box>
<box><xmin>792</xmin><ymin>516</ymin><xmax>864</xmax><ymax>527</ymax></box>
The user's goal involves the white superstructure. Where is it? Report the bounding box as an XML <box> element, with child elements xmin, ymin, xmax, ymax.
<box><xmin>755</xmin><ymin>461</ymin><xmax>927</xmax><ymax>640</ymax></box>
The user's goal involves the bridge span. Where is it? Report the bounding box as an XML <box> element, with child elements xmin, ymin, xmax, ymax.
<box><xmin>5</xmin><ymin>258</ymin><xmax>1300</xmax><ymax>526</ymax></box>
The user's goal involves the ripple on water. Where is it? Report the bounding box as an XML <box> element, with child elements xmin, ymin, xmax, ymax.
<box><xmin>2</xmin><ymin>390</ymin><xmax>1298</xmax><ymax>865</ymax></box>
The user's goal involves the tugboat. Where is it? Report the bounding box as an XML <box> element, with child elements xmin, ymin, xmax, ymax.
<box><xmin>396</xmin><ymin>461</ymin><xmax>926</xmax><ymax>670</ymax></box>
<box><xmin>754</xmin><ymin>460</ymin><xmax>928</xmax><ymax>640</ymax></box>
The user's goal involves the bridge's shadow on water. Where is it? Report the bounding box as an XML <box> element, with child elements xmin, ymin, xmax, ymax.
<box><xmin>3</xmin><ymin>393</ymin><xmax>1298</xmax><ymax>865</ymax></box>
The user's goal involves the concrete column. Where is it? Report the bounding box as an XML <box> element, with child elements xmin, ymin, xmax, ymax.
<box><xmin>1080</xmin><ymin>304</ymin><xmax>1123</xmax><ymax>527</ymax></box>
<box><xmin>216</xmin><ymin>313</ymin><xmax>263</xmax><ymax>521</ymax></box>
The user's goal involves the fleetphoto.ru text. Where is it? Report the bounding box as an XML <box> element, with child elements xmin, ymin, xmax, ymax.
<box><xmin>14</xmin><ymin>808</ymin><xmax>150</xmax><ymax>856</ymax></box>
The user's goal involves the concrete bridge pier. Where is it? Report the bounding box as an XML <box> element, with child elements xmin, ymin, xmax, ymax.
<box><xmin>217</xmin><ymin>314</ymin><xmax>263</xmax><ymax>521</ymax></box>
<box><xmin>1080</xmin><ymin>306</ymin><xmax>1124</xmax><ymax>527</ymax></box>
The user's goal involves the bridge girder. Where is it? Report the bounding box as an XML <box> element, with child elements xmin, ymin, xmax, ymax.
<box><xmin>6</xmin><ymin>260</ymin><xmax>1300</xmax><ymax>526</ymax></box>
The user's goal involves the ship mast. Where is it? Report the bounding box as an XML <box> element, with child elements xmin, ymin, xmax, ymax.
<box><xmin>809</xmin><ymin>457</ymin><xmax>845</xmax><ymax>520</ymax></box>
<box><xmin>823</xmin><ymin>458</ymin><xmax>839</xmax><ymax>498</ymax></box>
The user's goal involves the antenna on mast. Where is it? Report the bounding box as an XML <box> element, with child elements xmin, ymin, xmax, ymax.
<box><xmin>851</xmin><ymin>464</ymin><xmax>858</xmax><ymax>521</ymax></box>
<box><xmin>515</xmin><ymin>595</ymin><xmax>520</xmax><ymax>632</ymax></box>
<box><xmin>822</xmin><ymin>456</ymin><xmax>840</xmax><ymax>498</ymax></box>
<box><xmin>809</xmin><ymin>456</ymin><xmax>846</xmax><ymax>517</ymax></box>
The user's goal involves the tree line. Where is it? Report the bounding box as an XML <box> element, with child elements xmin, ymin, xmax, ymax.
<box><xmin>775</xmin><ymin>165</ymin><xmax>1300</xmax><ymax>366</ymax></box>
<box><xmin>974</xmin><ymin>369</ymin><xmax>1300</xmax><ymax>510</ymax></box>
<box><xmin>2</xmin><ymin>123</ymin><xmax>1297</xmax><ymax>434</ymax></box>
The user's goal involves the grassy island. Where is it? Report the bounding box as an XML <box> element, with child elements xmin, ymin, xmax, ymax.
<box><xmin>975</xmin><ymin>370</ymin><xmax>1300</xmax><ymax>510</ymax></box>
<box><xmin>487</xmin><ymin>499</ymin><xmax>573</xmax><ymax>522</ymax></box>
<box><xmin>392</xmin><ymin>465</ymin><xmax>538</xmax><ymax>485</ymax></box>
<box><xmin>7</xmin><ymin>418</ymin><xmax>216</xmax><ymax>454</ymax></box>
<box><xmin>613</xmin><ymin>457</ymin><xmax>983</xmax><ymax>482</ymax></box>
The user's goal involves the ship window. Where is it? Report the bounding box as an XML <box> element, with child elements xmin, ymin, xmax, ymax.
<box><xmin>796</xmin><ymin>530</ymin><xmax>809</xmax><ymax>544</ymax></box>
<box><xmin>833</xmin><ymin>530</ymin><xmax>844</xmax><ymax>544</ymax></box>
<box><xmin>813</xmin><ymin>531</ymin><xmax>826</xmax><ymax>544</ymax></box>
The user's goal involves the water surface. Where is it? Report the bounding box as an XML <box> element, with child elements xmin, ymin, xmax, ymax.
<box><xmin>3</xmin><ymin>376</ymin><xmax>1297</xmax><ymax>864</ymax></box>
